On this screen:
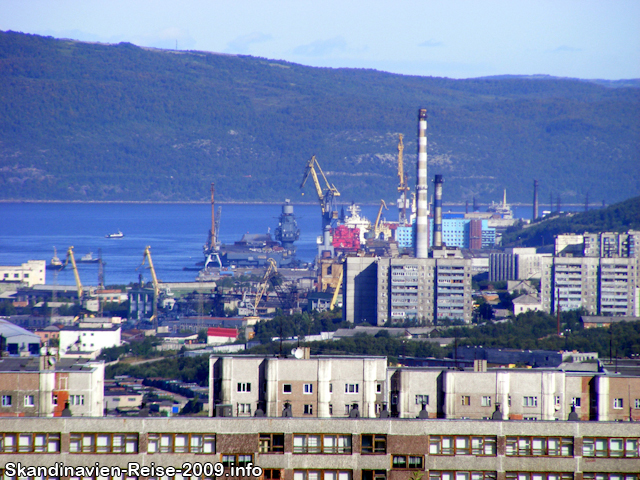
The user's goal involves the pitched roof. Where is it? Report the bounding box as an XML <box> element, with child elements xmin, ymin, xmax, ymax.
<box><xmin>207</xmin><ymin>327</ymin><xmax>238</xmax><ymax>338</ymax></box>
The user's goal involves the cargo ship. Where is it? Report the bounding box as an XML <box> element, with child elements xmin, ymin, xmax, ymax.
<box><xmin>203</xmin><ymin>200</ymin><xmax>302</xmax><ymax>269</ymax></box>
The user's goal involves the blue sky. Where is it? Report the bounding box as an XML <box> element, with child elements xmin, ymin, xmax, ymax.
<box><xmin>2</xmin><ymin>0</ymin><xmax>639</xmax><ymax>79</ymax></box>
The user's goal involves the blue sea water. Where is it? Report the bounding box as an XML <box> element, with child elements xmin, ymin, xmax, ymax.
<box><xmin>0</xmin><ymin>202</ymin><xmax>385</xmax><ymax>286</ymax></box>
<box><xmin>0</xmin><ymin>201</ymin><xmax>580</xmax><ymax>287</ymax></box>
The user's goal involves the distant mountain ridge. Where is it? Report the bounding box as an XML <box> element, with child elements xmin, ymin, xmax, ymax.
<box><xmin>0</xmin><ymin>31</ymin><xmax>638</xmax><ymax>204</ymax></box>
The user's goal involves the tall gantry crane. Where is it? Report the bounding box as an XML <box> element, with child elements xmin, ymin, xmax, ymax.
<box><xmin>64</xmin><ymin>246</ymin><xmax>83</xmax><ymax>300</ymax></box>
<box><xmin>254</xmin><ymin>258</ymin><xmax>278</xmax><ymax>316</ymax></box>
<box><xmin>140</xmin><ymin>246</ymin><xmax>160</xmax><ymax>328</ymax></box>
<box><xmin>300</xmin><ymin>155</ymin><xmax>341</xmax><ymax>230</ymax></box>
<box><xmin>397</xmin><ymin>134</ymin><xmax>410</xmax><ymax>225</ymax></box>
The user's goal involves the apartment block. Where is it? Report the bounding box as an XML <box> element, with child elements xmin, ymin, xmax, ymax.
<box><xmin>343</xmin><ymin>256</ymin><xmax>378</xmax><ymax>324</ymax></box>
<box><xmin>209</xmin><ymin>355</ymin><xmax>388</xmax><ymax>419</ymax></box>
<box><xmin>0</xmin><ymin>357</ymin><xmax>104</xmax><ymax>417</ymax></box>
<box><xmin>0</xmin><ymin>260</ymin><xmax>46</xmax><ymax>287</ymax></box>
<box><xmin>3</xmin><ymin>417</ymin><xmax>639</xmax><ymax>480</ymax></box>
<box><xmin>556</xmin><ymin>231</ymin><xmax>639</xmax><ymax>258</ymax></box>
<box><xmin>540</xmin><ymin>256</ymin><xmax>639</xmax><ymax>316</ymax></box>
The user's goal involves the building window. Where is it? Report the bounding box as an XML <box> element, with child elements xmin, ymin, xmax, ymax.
<box><xmin>461</xmin><ymin>395</ymin><xmax>471</xmax><ymax>406</ymax></box>
<box><xmin>361</xmin><ymin>434</ymin><xmax>386</xmax><ymax>454</ymax></box>
<box><xmin>362</xmin><ymin>471</ymin><xmax>386</xmax><ymax>480</ymax></box>
<box><xmin>415</xmin><ymin>395</ymin><xmax>429</xmax><ymax>405</ymax></box>
<box><xmin>304</xmin><ymin>404</ymin><xmax>313</xmax><ymax>415</ymax></box>
<box><xmin>222</xmin><ymin>454</ymin><xmax>253</xmax><ymax>467</ymax></box>
<box><xmin>70</xmin><ymin>395</ymin><xmax>85</xmax><ymax>406</ymax></box>
<box><xmin>377</xmin><ymin>383</ymin><xmax>382</xmax><ymax>393</ymax></box>
<box><xmin>329</xmin><ymin>404</ymin><xmax>333</xmax><ymax>415</ymax></box>
<box><xmin>572</xmin><ymin>397</ymin><xmax>581</xmax><ymax>407</ymax></box>
<box><xmin>263</xmin><ymin>469</ymin><xmax>282</xmax><ymax>479</ymax></box>
<box><xmin>283</xmin><ymin>384</ymin><xmax>292</xmax><ymax>393</ymax></box>
<box><xmin>1</xmin><ymin>395</ymin><xmax>12</xmax><ymax>407</ymax></box>
<box><xmin>23</xmin><ymin>395</ymin><xmax>35</xmax><ymax>407</ymax></box>
<box><xmin>148</xmin><ymin>433</ymin><xmax>215</xmax><ymax>454</ymax></box>
<box><xmin>259</xmin><ymin>433</ymin><xmax>285</xmax><ymax>454</ymax></box>
<box><xmin>583</xmin><ymin>437</ymin><xmax>639</xmax><ymax>458</ymax></box>
<box><xmin>345</xmin><ymin>383</ymin><xmax>359</xmax><ymax>394</ymax></box>
<box><xmin>506</xmin><ymin>437</ymin><xmax>573</xmax><ymax>456</ymax></box>
<box><xmin>52</xmin><ymin>394</ymin><xmax>58</xmax><ymax>406</ymax></box>
<box><xmin>506</xmin><ymin>474</ymin><xmax>572</xmax><ymax>480</ymax></box>
<box><xmin>636</xmin><ymin>399</ymin><xmax>640</xmax><ymax>409</ymax></box>
<box><xmin>70</xmin><ymin>433</ymin><xmax>138</xmax><ymax>453</ymax></box>
<box><xmin>481</xmin><ymin>396</ymin><xmax>492</xmax><ymax>407</ymax></box>
<box><xmin>429</xmin><ymin>436</ymin><xmax>497</xmax><ymax>456</ymax></box>
<box><xmin>237</xmin><ymin>382</ymin><xmax>251</xmax><ymax>392</ymax></box>
<box><xmin>237</xmin><ymin>403</ymin><xmax>251</xmax><ymax>415</ymax></box>
<box><xmin>430</xmin><ymin>472</ymin><xmax>496</xmax><ymax>480</ymax></box>
<box><xmin>304</xmin><ymin>383</ymin><xmax>313</xmax><ymax>394</ymax></box>
<box><xmin>293</xmin><ymin>434</ymin><xmax>352</xmax><ymax>454</ymax></box>
<box><xmin>293</xmin><ymin>471</ymin><xmax>351</xmax><ymax>480</ymax></box>
<box><xmin>392</xmin><ymin>455</ymin><xmax>424</xmax><ymax>469</ymax></box>
<box><xmin>613</xmin><ymin>398</ymin><xmax>623</xmax><ymax>409</ymax></box>
<box><xmin>523</xmin><ymin>396</ymin><xmax>538</xmax><ymax>407</ymax></box>
<box><xmin>0</xmin><ymin>433</ymin><xmax>61</xmax><ymax>453</ymax></box>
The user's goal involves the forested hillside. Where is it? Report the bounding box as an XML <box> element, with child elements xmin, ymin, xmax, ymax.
<box><xmin>503</xmin><ymin>195</ymin><xmax>640</xmax><ymax>247</ymax></box>
<box><xmin>1</xmin><ymin>31</ymin><xmax>638</xmax><ymax>203</ymax></box>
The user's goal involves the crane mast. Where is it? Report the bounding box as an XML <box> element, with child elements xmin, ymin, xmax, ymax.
<box><xmin>397</xmin><ymin>134</ymin><xmax>410</xmax><ymax>225</ymax></box>
<box><xmin>254</xmin><ymin>258</ymin><xmax>277</xmax><ymax>316</ymax></box>
<box><xmin>64</xmin><ymin>246</ymin><xmax>83</xmax><ymax>300</ymax></box>
<box><xmin>140</xmin><ymin>246</ymin><xmax>160</xmax><ymax>326</ymax></box>
<box><xmin>300</xmin><ymin>155</ymin><xmax>341</xmax><ymax>230</ymax></box>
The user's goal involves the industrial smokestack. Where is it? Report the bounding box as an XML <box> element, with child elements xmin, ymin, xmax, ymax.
<box><xmin>434</xmin><ymin>175</ymin><xmax>443</xmax><ymax>247</ymax></box>
<box><xmin>415</xmin><ymin>109</ymin><xmax>429</xmax><ymax>258</ymax></box>
<box><xmin>533</xmin><ymin>179</ymin><xmax>539</xmax><ymax>220</ymax></box>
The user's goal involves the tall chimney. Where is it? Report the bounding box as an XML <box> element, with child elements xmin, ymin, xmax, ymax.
<box><xmin>434</xmin><ymin>175</ymin><xmax>443</xmax><ymax>247</ymax></box>
<box><xmin>415</xmin><ymin>109</ymin><xmax>429</xmax><ymax>258</ymax></box>
<box><xmin>533</xmin><ymin>179</ymin><xmax>539</xmax><ymax>220</ymax></box>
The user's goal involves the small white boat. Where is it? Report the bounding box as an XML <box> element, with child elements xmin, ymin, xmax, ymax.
<box><xmin>78</xmin><ymin>252</ymin><xmax>99</xmax><ymax>263</ymax></box>
<box><xmin>106</xmin><ymin>230</ymin><xmax>124</xmax><ymax>239</ymax></box>
<box><xmin>47</xmin><ymin>247</ymin><xmax>65</xmax><ymax>270</ymax></box>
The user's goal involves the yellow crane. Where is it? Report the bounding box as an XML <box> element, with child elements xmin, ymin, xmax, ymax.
<box><xmin>254</xmin><ymin>258</ymin><xmax>277</xmax><ymax>315</ymax></box>
<box><xmin>397</xmin><ymin>134</ymin><xmax>410</xmax><ymax>225</ymax></box>
<box><xmin>300</xmin><ymin>155</ymin><xmax>341</xmax><ymax>229</ymax></box>
<box><xmin>64</xmin><ymin>246</ymin><xmax>83</xmax><ymax>300</ymax></box>
<box><xmin>329</xmin><ymin>264</ymin><xmax>343</xmax><ymax>310</ymax></box>
<box><xmin>140</xmin><ymin>246</ymin><xmax>160</xmax><ymax>326</ymax></box>
<box><xmin>374</xmin><ymin>199</ymin><xmax>389</xmax><ymax>233</ymax></box>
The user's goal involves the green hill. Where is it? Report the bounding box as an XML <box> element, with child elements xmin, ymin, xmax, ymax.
<box><xmin>1</xmin><ymin>31</ymin><xmax>639</xmax><ymax>203</ymax></box>
<box><xmin>503</xmin><ymin>195</ymin><xmax>640</xmax><ymax>247</ymax></box>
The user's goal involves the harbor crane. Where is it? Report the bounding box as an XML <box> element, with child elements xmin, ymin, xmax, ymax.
<box><xmin>397</xmin><ymin>134</ymin><xmax>410</xmax><ymax>225</ymax></box>
<box><xmin>64</xmin><ymin>246</ymin><xmax>83</xmax><ymax>300</ymax></box>
<box><xmin>329</xmin><ymin>263</ymin><xmax>343</xmax><ymax>311</ymax></box>
<box><xmin>300</xmin><ymin>155</ymin><xmax>341</xmax><ymax>230</ymax></box>
<box><xmin>238</xmin><ymin>258</ymin><xmax>279</xmax><ymax>317</ymax></box>
<box><xmin>140</xmin><ymin>246</ymin><xmax>160</xmax><ymax>328</ymax></box>
<box><xmin>374</xmin><ymin>199</ymin><xmax>389</xmax><ymax>239</ymax></box>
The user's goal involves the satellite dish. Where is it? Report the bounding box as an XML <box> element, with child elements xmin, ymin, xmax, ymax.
<box><xmin>294</xmin><ymin>348</ymin><xmax>304</xmax><ymax>359</ymax></box>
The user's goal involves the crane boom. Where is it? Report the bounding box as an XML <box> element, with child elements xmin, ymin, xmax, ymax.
<box><xmin>397</xmin><ymin>134</ymin><xmax>405</xmax><ymax>191</ymax></box>
<box><xmin>254</xmin><ymin>258</ymin><xmax>277</xmax><ymax>315</ymax></box>
<box><xmin>329</xmin><ymin>264</ymin><xmax>343</xmax><ymax>310</ymax></box>
<box><xmin>140</xmin><ymin>246</ymin><xmax>160</xmax><ymax>325</ymax></box>
<box><xmin>65</xmin><ymin>246</ymin><xmax>83</xmax><ymax>299</ymax></box>
<box><xmin>300</xmin><ymin>156</ymin><xmax>341</xmax><ymax>229</ymax></box>
<box><xmin>375</xmin><ymin>199</ymin><xmax>389</xmax><ymax>230</ymax></box>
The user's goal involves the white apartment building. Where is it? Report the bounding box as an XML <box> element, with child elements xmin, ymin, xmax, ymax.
<box><xmin>0</xmin><ymin>260</ymin><xmax>46</xmax><ymax>287</ymax></box>
<box><xmin>59</xmin><ymin>323</ymin><xmax>121</xmax><ymax>356</ymax></box>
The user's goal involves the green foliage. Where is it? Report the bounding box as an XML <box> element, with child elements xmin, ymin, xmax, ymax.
<box><xmin>252</xmin><ymin>310</ymin><xmax>347</xmax><ymax>344</ymax></box>
<box><xmin>0</xmin><ymin>31</ymin><xmax>638</xmax><ymax>204</ymax></box>
<box><xmin>106</xmin><ymin>355</ymin><xmax>210</xmax><ymax>386</ymax></box>
<box><xmin>99</xmin><ymin>336</ymin><xmax>162</xmax><ymax>362</ymax></box>
<box><xmin>444</xmin><ymin>310</ymin><xmax>640</xmax><ymax>358</ymax></box>
<box><xmin>503</xmin><ymin>196</ymin><xmax>640</xmax><ymax>247</ymax></box>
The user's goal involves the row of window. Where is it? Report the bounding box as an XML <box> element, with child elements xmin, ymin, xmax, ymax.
<box><xmin>2</xmin><ymin>432</ymin><xmax>639</xmax><ymax>459</ymax></box>
<box><xmin>237</xmin><ymin>382</ymin><xmax>383</xmax><ymax>394</ymax></box>
<box><xmin>0</xmin><ymin>394</ymin><xmax>84</xmax><ymax>407</ymax></box>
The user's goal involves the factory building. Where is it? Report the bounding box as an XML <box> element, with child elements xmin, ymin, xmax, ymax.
<box><xmin>428</xmin><ymin>216</ymin><xmax>496</xmax><ymax>250</ymax></box>
<box><xmin>489</xmin><ymin>248</ymin><xmax>547</xmax><ymax>282</ymax></box>
<box><xmin>2</xmin><ymin>416</ymin><xmax>639</xmax><ymax>480</ymax></box>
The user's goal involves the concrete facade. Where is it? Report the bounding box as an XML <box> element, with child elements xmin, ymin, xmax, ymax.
<box><xmin>59</xmin><ymin>324</ymin><xmax>121</xmax><ymax>356</ymax></box>
<box><xmin>1</xmin><ymin>417</ymin><xmax>639</xmax><ymax>479</ymax></box>
<box><xmin>0</xmin><ymin>260</ymin><xmax>46</xmax><ymax>287</ymax></box>
<box><xmin>343</xmin><ymin>256</ymin><xmax>378</xmax><ymax>325</ymax></box>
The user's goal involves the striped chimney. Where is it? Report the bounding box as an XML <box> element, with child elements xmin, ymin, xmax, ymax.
<box><xmin>415</xmin><ymin>108</ymin><xmax>429</xmax><ymax>258</ymax></box>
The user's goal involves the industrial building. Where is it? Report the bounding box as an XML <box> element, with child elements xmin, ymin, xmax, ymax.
<box><xmin>1</xmin><ymin>416</ymin><xmax>639</xmax><ymax>479</ymax></box>
<box><xmin>0</xmin><ymin>319</ymin><xmax>41</xmax><ymax>356</ymax></box>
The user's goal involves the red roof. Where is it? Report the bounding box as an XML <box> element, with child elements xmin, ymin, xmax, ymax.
<box><xmin>207</xmin><ymin>327</ymin><xmax>238</xmax><ymax>338</ymax></box>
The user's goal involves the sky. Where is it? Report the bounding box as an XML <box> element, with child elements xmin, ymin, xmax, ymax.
<box><xmin>1</xmin><ymin>0</ymin><xmax>639</xmax><ymax>80</ymax></box>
